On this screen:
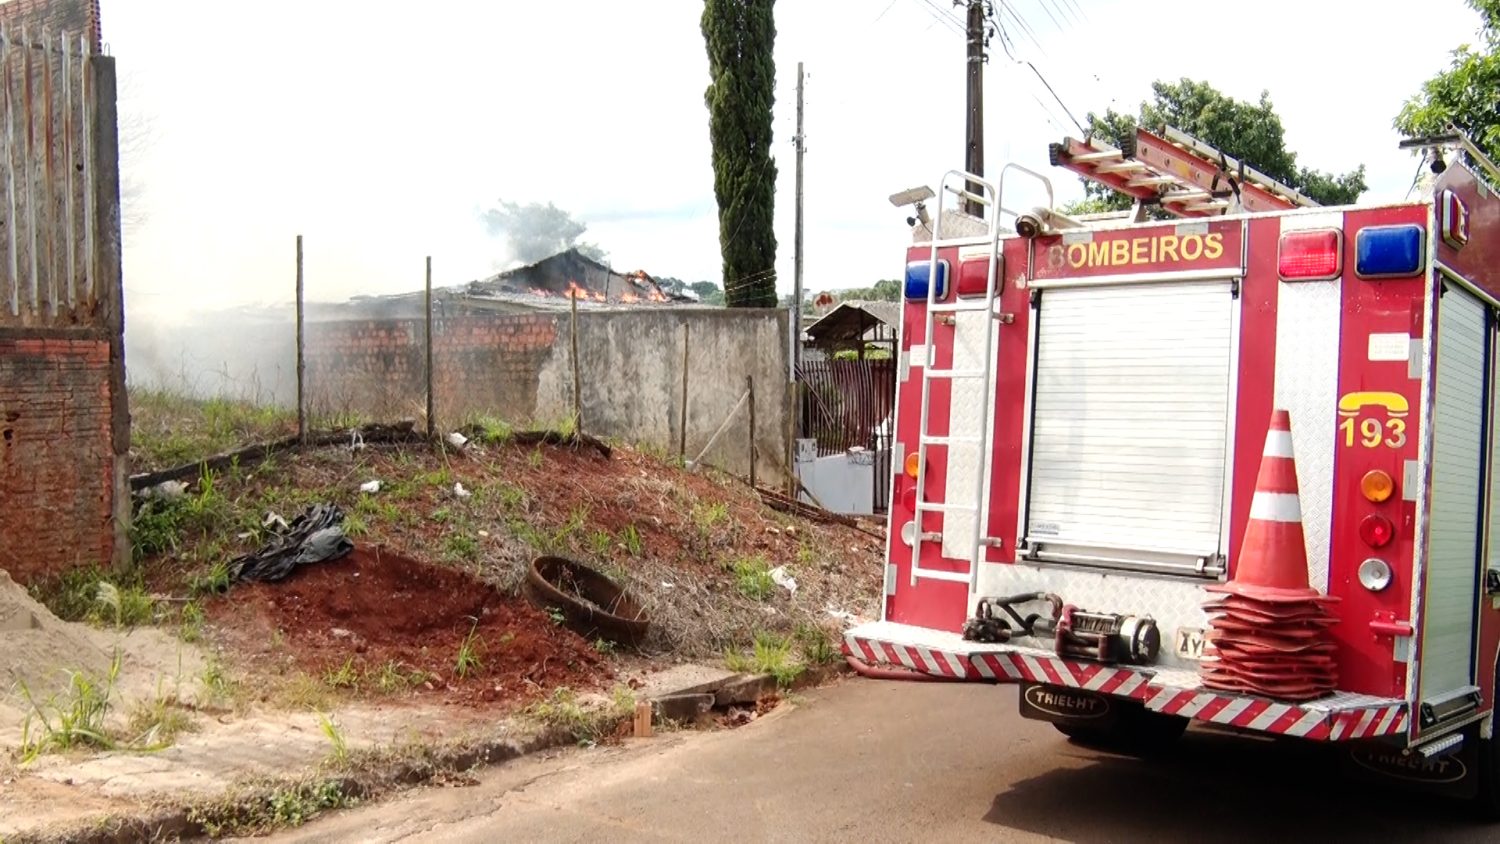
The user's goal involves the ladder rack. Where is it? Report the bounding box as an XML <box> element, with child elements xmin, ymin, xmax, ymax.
<box><xmin>1050</xmin><ymin>126</ymin><xmax>1318</xmax><ymax>218</ymax></box>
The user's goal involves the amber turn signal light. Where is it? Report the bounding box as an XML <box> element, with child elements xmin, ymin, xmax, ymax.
<box><xmin>1361</xmin><ymin>469</ymin><xmax>1395</xmax><ymax>503</ymax></box>
<box><xmin>904</xmin><ymin>452</ymin><xmax>922</xmax><ymax>479</ymax></box>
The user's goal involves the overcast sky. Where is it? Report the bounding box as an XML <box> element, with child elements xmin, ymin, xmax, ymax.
<box><xmin>109</xmin><ymin>0</ymin><xmax>1483</xmax><ymax>318</ymax></box>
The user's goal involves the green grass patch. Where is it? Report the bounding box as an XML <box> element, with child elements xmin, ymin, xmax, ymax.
<box><xmin>128</xmin><ymin>388</ymin><xmax>296</xmax><ymax>472</ymax></box>
<box><xmin>725</xmin><ymin>632</ymin><xmax>805</xmax><ymax>688</ymax></box>
<box><xmin>730</xmin><ymin>556</ymin><xmax>775</xmax><ymax>601</ymax></box>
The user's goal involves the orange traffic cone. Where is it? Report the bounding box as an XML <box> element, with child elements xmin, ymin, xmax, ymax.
<box><xmin>1200</xmin><ymin>409</ymin><xmax>1338</xmax><ymax>701</ymax></box>
<box><xmin>1206</xmin><ymin>410</ymin><xmax>1334</xmax><ymax>604</ymax></box>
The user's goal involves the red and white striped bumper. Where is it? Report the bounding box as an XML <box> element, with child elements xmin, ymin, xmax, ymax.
<box><xmin>845</xmin><ymin>621</ymin><xmax>1409</xmax><ymax>743</ymax></box>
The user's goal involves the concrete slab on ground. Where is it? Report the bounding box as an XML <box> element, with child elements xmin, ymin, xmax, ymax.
<box><xmin>636</xmin><ymin>664</ymin><xmax>740</xmax><ymax>700</ymax></box>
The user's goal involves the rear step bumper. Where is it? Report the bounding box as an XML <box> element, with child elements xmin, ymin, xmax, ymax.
<box><xmin>846</xmin><ymin>621</ymin><xmax>1409</xmax><ymax>742</ymax></box>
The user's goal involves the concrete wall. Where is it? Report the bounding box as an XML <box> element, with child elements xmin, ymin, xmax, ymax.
<box><xmin>535</xmin><ymin>309</ymin><xmax>790</xmax><ymax>482</ymax></box>
<box><xmin>0</xmin><ymin>0</ymin><xmax>125</xmax><ymax>584</ymax></box>
<box><xmin>303</xmin><ymin>308</ymin><xmax>791</xmax><ymax>481</ymax></box>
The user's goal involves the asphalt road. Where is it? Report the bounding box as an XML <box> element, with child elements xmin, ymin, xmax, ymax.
<box><xmin>271</xmin><ymin>678</ymin><xmax>1495</xmax><ymax>843</ymax></box>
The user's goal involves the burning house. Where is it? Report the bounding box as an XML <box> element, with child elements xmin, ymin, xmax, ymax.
<box><xmin>467</xmin><ymin>249</ymin><xmax>673</xmax><ymax>304</ymax></box>
<box><xmin>319</xmin><ymin>248</ymin><xmax>692</xmax><ymax>320</ymax></box>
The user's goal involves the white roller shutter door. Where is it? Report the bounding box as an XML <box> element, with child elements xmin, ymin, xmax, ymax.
<box><xmin>1026</xmin><ymin>281</ymin><xmax>1234</xmax><ymax>571</ymax></box>
<box><xmin>1420</xmin><ymin>283</ymin><xmax>1486</xmax><ymax>703</ymax></box>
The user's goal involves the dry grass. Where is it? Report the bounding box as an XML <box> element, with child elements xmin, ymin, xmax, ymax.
<box><xmin>126</xmin><ymin>389</ymin><xmax>882</xmax><ymax>683</ymax></box>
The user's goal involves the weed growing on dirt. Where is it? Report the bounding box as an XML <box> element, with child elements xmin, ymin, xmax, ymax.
<box><xmin>593</xmin><ymin>638</ymin><xmax>617</xmax><ymax>655</ymax></box>
<box><xmin>527</xmin><ymin>447</ymin><xmax>545</xmax><ymax>469</ymax></box>
<box><xmin>28</xmin><ymin>564</ymin><xmax>112</xmax><ymax>622</ymax></box>
<box><xmin>620</xmin><ymin>524</ymin><xmax>643</xmax><ymax>556</ymax></box>
<box><xmin>199</xmin><ymin>656</ymin><xmax>234</xmax><ymax>704</ymax></box>
<box><xmin>527</xmin><ymin>686</ymin><xmax>634</xmax><ymax>746</ymax></box>
<box><xmin>93</xmin><ymin>580</ymin><xmax>157</xmax><ymax>628</ymax></box>
<box><xmin>373</xmin><ymin>661</ymin><xmax>428</xmax><ymax>694</ymax></box>
<box><xmin>422</xmin><ymin>467</ymin><xmax>454</xmax><ymax>487</ymax></box>
<box><xmin>188</xmin><ymin>561</ymin><xmax>232</xmax><ymax>597</ymax></box>
<box><xmin>725</xmin><ymin>632</ymin><xmax>805</xmax><ymax>688</ymax></box>
<box><xmin>546</xmin><ymin>606</ymin><xmax>566</xmax><ymax>626</ymax></box>
<box><xmin>323</xmin><ymin>658</ymin><xmax>360</xmax><ymax>690</ymax></box>
<box><xmin>444</xmin><ymin>532</ymin><xmax>480</xmax><ymax>562</ymax></box>
<box><xmin>692</xmin><ymin>501</ymin><xmax>730</xmax><ymax>533</ymax></box>
<box><xmin>129</xmin><ymin>388</ymin><xmax>296</xmax><ymax>471</ymax></box>
<box><xmin>731</xmin><ymin>556</ymin><xmax>776</xmax><ymax>601</ymax></box>
<box><xmin>126</xmin><ymin>678</ymin><xmax>196</xmax><ymax>748</ymax></box>
<box><xmin>454</xmin><ymin>623</ymin><xmax>484</xmax><ymax>678</ymax></box>
<box><xmin>189</xmin><ymin>778</ymin><xmax>356</xmax><ymax>837</ymax></box>
<box><xmin>317</xmin><ymin>712</ymin><xmax>349</xmax><ymax>764</ymax></box>
<box><xmin>276</xmin><ymin>673</ymin><xmax>332</xmax><ymax>711</ymax></box>
<box><xmin>796</xmin><ymin>542</ymin><xmax>816</xmax><ymax>566</ymax></box>
<box><xmin>588</xmin><ymin>530</ymin><xmax>613</xmax><ymax>557</ymax></box>
<box><xmin>494</xmin><ymin>483</ymin><xmax>527</xmax><ymax>509</ymax></box>
<box><xmin>794</xmin><ymin>624</ymin><xmax>839</xmax><ymax>665</ymax></box>
<box><xmin>17</xmin><ymin>652</ymin><xmax>122</xmax><ymax>762</ymax></box>
<box><xmin>179</xmin><ymin>600</ymin><xmax>206</xmax><ymax>643</ymax></box>
<box><xmin>471</xmin><ymin>415</ymin><xmax>514</xmax><ymax>444</ymax></box>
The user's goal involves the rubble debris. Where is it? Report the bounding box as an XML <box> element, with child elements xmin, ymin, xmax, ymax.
<box><xmin>360</xmin><ymin>480</ymin><xmax>382</xmax><ymax>494</ymax></box>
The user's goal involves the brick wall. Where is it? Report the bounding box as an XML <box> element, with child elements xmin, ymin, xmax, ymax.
<box><xmin>0</xmin><ymin>335</ymin><xmax>116</xmax><ymax>581</ymax></box>
<box><xmin>0</xmin><ymin>0</ymin><xmax>101</xmax><ymax>49</ymax></box>
<box><xmin>305</xmin><ymin>314</ymin><xmax>560</xmax><ymax>424</ymax></box>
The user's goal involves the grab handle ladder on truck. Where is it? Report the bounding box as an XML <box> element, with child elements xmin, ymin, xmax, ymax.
<box><xmin>909</xmin><ymin>165</ymin><xmax>1053</xmax><ymax>591</ymax></box>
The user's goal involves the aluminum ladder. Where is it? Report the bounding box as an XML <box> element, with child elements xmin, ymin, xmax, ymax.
<box><xmin>1049</xmin><ymin>126</ymin><xmax>1317</xmax><ymax>217</ymax></box>
<box><xmin>908</xmin><ymin>165</ymin><xmax>1052</xmax><ymax>591</ymax></box>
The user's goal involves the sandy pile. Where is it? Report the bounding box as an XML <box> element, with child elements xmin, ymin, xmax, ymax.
<box><xmin>0</xmin><ymin>569</ymin><xmax>207</xmax><ymax>745</ymax></box>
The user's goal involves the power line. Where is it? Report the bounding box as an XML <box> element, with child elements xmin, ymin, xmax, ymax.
<box><xmin>909</xmin><ymin>0</ymin><xmax>965</xmax><ymax>34</ymax></box>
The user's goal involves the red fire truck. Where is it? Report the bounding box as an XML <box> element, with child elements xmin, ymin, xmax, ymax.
<box><xmin>849</xmin><ymin>126</ymin><xmax>1500</xmax><ymax>808</ymax></box>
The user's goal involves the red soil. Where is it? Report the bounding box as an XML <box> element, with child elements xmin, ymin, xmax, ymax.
<box><xmin>211</xmin><ymin>546</ymin><xmax>607</xmax><ymax>707</ymax></box>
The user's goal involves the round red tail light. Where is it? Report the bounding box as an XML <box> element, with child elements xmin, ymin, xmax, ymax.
<box><xmin>1360</xmin><ymin>515</ymin><xmax>1395</xmax><ymax>548</ymax></box>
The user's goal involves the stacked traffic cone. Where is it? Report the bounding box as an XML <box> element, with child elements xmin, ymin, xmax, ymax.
<box><xmin>1200</xmin><ymin>409</ymin><xmax>1339</xmax><ymax>701</ymax></box>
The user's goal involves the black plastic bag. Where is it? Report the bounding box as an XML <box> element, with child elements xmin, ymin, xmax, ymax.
<box><xmin>228</xmin><ymin>503</ymin><xmax>354</xmax><ymax>583</ymax></box>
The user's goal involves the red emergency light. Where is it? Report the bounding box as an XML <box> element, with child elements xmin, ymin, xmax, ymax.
<box><xmin>1359</xmin><ymin>514</ymin><xmax>1395</xmax><ymax>549</ymax></box>
<box><xmin>1277</xmin><ymin>229</ymin><xmax>1342</xmax><ymax>281</ymax></box>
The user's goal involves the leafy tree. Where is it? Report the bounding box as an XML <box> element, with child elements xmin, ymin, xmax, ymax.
<box><xmin>1073</xmin><ymin>79</ymin><xmax>1367</xmax><ymax>213</ymax></box>
<box><xmin>1395</xmin><ymin>0</ymin><xmax>1500</xmax><ymax>162</ymax></box>
<box><xmin>481</xmin><ymin>200</ymin><xmax>606</xmax><ymax>264</ymax></box>
<box><xmin>836</xmin><ymin>279</ymin><xmax>902</xmax><ymax>302</ymax></box>
<box><xmin>689</xmin><ymin>280</ymin><xmax>726</xmax><ymax>306</ymax></box>
<box><xmin>702</xmin><ymin>0</ymin><xmax>778</xmax><ymax>308</ymax></box>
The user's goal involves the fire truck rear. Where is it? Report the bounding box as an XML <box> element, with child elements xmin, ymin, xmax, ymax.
<box><xmin>847</xmin><ymin>126</ymin><xmax>1500</xmax><ymax>809</ymax></box>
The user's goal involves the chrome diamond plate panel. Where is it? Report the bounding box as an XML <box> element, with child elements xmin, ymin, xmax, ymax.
<box><xmin>1273</xmin><ymin>278</ymin><xmax>1342</xmax><ymax>593</ymax></box>
<box><xmin>941</xmin><ymin>311</ymin><xmax>990</xmax><ymax>560</ymax></box>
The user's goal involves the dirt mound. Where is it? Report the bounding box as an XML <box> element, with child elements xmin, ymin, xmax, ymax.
<box><xmin>0</xmin><ymin>570</ymin><xmax>112</xmax><ymax>699</ymax></box>
<box><xmin>211</xmin><ymin>546</ymin><xmax>607</xmax><ymax>706</ymax></box>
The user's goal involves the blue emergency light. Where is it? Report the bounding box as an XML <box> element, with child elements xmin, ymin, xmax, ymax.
<box><xmin>1355</xmin><ymin>225</ymin><xmax>1424</xmax><ymax>278</ymax></box>
<box><xmin>904</xmin><ymin>259</ymin><xmax>949</xmax><ymax>301</ymax></box>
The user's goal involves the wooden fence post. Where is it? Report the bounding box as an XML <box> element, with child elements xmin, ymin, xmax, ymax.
<box><xmin>747</xmin><ymin>374</ymin><xmax>756</xmax><ymax>488</ymax></box>
<box><xmin>295</xmin><ymin>235</ymin><xmax>306</xmax><ymax>444</ymax></box>
<box><xmin>678</xmin><ymin>323</ymin><xmax>690</xmax><ymax>461</ymax></box>
<box><xmin>425</xmin><ymin>256</ymin><xmax>435</xmax><ymax>438</ymax></box>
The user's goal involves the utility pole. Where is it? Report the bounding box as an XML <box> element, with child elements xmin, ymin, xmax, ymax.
<box><xmin>792</xmin><ymin>61</ymin><xmax>806</xmax><ymax>367</ymax></box>
<box><xmin>962</xmin><ymin>0</ymin><xmax>986</xmax><ymax>217</ymax></box>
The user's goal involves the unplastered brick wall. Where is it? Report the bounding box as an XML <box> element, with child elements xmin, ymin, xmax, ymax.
<box><xmin>0</xmin><ymin>336</ymin><xmax>116</xmax><ymax>581</ymax></box>
<box><xmin>0</xmin><ymin>0</ymin><xmax>102</xmax><ymax>49</ymax></box>
<box><xmin>304</xmin><ymin>314</ymin><xmax>560</xmax><ymax>424</ymax></box>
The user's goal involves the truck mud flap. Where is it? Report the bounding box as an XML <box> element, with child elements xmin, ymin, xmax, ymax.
<box><xmin>1018</xmin><ymin>682</ymin><xmax>1120</xmax><ymax>728</ymax></box>
<box><xmin>1340</xmin><ymin>730</ymin><xmax>1479</xmax><ymax>800</ymax></box>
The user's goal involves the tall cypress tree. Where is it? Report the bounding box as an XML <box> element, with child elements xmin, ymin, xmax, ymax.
<box><xmin>702</xmin><ymin>0</ymin><xmax>778</xmax><ymax>308</ymax></box>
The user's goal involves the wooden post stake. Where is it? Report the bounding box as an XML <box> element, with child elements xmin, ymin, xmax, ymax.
<box><xmin>678</xmin><ymin>323</ymin><xmax>690</xmax><ymax>461</ymax></box>
<box><xmin>747</xmin><ymin>374</ymin><xmax>757</xmax><ymax>488</ymax></box>
<box><xmin>424</xmin><ymin>256</ymin><xmax>435</xmax><ymax>439</ymax></box>
<box><xmin>633</xmin><ymin>700</ymin><xmax>654</xmax><ymax>738</ymax></box>
<box><xmin>295</xmin><ymin>235</ymin><xmax>306</xmax><ymax>444</ymax></box>
<box><xmin>570</xmin><ymin>292</ymin><xmax>583</xmax><ymax>434</ymax></box>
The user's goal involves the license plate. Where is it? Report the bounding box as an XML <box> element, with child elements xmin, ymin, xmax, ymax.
<box><xmin>1174</xmin><ymin>627</ymin><xmax>1207</xmax><ymax>661</ymax></box>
